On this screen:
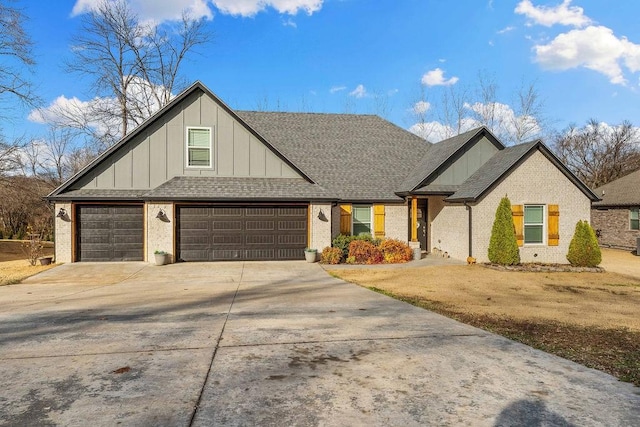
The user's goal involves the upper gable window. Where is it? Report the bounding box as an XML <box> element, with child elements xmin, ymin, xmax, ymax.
<box><xmin>187</xmin><ymin>127</ymin><xmax>212</xmax><ymax>168</ymax></box>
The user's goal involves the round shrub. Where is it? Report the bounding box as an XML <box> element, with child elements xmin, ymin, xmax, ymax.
<box><xmin>348</xmin><ymin>239</ymin><xmax>383</xmax><ymax>264</ymax></box>
<box><xmin>567</xmin><ymin>220</ymin><xmax>602</xmax><ymax>267</ymax></box>
<box><xmin>379</xmin><ymin>238</ymin><xmax>412</xmax><ymax>263</ymax></box>
<box><xmin>320</xmin><ymin>246</ymin><xmax>342</xmax><ymax>264</ymax></box>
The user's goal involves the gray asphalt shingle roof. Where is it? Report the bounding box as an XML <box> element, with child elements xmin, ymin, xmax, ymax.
<box><xmin>237</xmin><ymin>111</ymin><xmax>431</xmax><ymax>201</ymax></box>
<box><xmin>593</xmin><ymin>169</ymin><xmax>640</xmax><ymax>206</ymax></box>
<box><xmin>48</xmin><ymin>189</ymin><xmax>146</xmax><ymax>200</ymax></box>
<box><xmin>143</xmin><ymin>176</ymin><xmax>334</xmax><ymax>201</ymax></box>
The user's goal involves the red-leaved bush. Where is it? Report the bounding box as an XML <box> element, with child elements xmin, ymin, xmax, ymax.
<box><xmin>348</xmin><ymin>240</ymin><xmax>383</xmax><ymax>264</ymax></box>
<box><xmin>379</xmin><ymin>238</ymin><xmax>413</xmax><ymax>263</ymax></box>
<box><xmin>320</xmin><ymin>246</ymin><xmax>342</xmax><ymax>264</ymax></box>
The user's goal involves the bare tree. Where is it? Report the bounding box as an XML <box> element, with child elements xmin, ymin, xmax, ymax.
<box><xmin>408</xmin><ymin>71</ymin><xmax>546</xmax><ymax>144</ymax></box>
<box><xmin>0</xmin><ymin>0</ymin><xmax>37</xmax><ymax>115</ymax></box>
<box><xmin>66</xmin><ymin>0</ymin><xmax>211</xmax><ymax>145</ymax></box>
<box><xmin>553</xmin><ymin>119</ymin><xmax>640</xmax><ymax>188</ymax></box>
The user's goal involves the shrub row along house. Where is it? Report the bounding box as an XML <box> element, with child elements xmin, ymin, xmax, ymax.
<box><xmin>591</xmin><ymin>169</ymin><xmax>640</xmax><ymax>251</ymax></box>
<box><xmin>47</xmin><ymin>82</ymin><xmax>598</xmax><ymax>264</ymax></box>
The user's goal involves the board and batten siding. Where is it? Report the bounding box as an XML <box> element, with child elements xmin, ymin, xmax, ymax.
<box><xmin>430</xmin><ymin>136</ymin><xmax>499</xmax><ymax>186</ymax></box>
<box><xmin>71</xmin><ymin>90</ymin><xmax>300</xmax><ymax>191</ymax></box>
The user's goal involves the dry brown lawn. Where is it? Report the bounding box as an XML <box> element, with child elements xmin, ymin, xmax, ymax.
<box><xmin>329</xmin><ymin>249</ymin><xmax>640</xmax><ymax>385</ymax></box>
<box><xmin>331</xmin><ymin>264</ymin><xmax>640</xmax><ymax>331</ymax></box>
<box><xmin>0</xmin><ymin>240</ymin><xmax>57</xmax><ymax>286</ymax></box>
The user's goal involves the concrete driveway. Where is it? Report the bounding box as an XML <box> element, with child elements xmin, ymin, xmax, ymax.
<box><xmin>0</xmin><ymin>262</ymin><xmax>638</xmax><ymax>426</ymax></box>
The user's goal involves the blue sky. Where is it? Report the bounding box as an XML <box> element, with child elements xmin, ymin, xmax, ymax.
<box><xmin>7</xmin><ymin>0</ymin><xmax>640</xmax><ymax>143</ymax></box>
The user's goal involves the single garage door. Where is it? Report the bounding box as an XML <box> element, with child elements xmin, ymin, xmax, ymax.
<box><xmin>76</xmin><ymin>205</ymin><xmax>144</xmax><ymax>262</ymax></box>
<box><xmin>177</xmin><ymin>205</ymin><xmax>308</xmax><ymax>261</ymax></box>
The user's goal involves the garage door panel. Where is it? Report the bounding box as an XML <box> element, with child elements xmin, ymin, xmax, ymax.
<box><xmin>213</xmin><ymin>221</ymin><xmax>242</xmax><ymax>231</ymax></box>
<box><xmin>278</xmin><ymin>220</ymin><xmax>306</xmax><ymax>230</ymax></box>
<box><xmin>177</xmin><ymin>205</ymin><xmax>307</xmax><ymax>261</ymax></box>
<box><xmin>246</xmin><ymin>220</ymin><xmax>275</xmax><ymax>231</ymax></box>
<box><xmin>77</xmin><ymin>205</ymin><xmax>143</xmax><ymax>262</ymax></box>
<box><xmin>245</xmin><ymin>235</ymin><xmax>275</xmax><ymax>245</ymax></box>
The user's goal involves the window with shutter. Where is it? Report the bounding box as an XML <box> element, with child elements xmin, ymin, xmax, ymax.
<box><xmin>524</xmin><ymin>205</ymin><xmax>544</xmax><ymax>244</ymax></box>
<box><xmin>352</xmin><ymin>205</ymin><xmax>372</xmax><ymax>236</ymax></box>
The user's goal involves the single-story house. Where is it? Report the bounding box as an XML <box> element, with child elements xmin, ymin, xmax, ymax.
<box><xmin>47</xmin><ymin>81</ymin><xmax>598</xmax><ymax>264</ymax></box>
<box><xmin>591</xmin><ymin>169</ymin><xmax>640</xmax><ymax>251</ymax></box>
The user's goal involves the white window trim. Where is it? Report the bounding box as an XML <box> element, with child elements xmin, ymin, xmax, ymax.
<box><xmin>185</xmin><ymin>126</ymin><xmax>213</xmax><ymax>169</ymax></box>
<box><xmin>351</xmin><ymin>204</ymin><xmax>373</xmax><ymax>236</ymax></box>
<box><xmin>524</xmin><ymin>204</ymin><xmax>546</xmax><ymax>246</ymax></box>
<box><xmin>630</xmin><ymin>207</ymin><xmax>640</xmax><ymax>231</ymax></box>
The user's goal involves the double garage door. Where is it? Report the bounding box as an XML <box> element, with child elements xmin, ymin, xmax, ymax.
<box><xmin>177</xmin><ymin>205</ymin><xmax>308</xmax><ymax>261</ymax></box>
<box><xmin>76</xmin><ymin>204</ymin><xmax>308</xmax><ymax>262</ymax></box>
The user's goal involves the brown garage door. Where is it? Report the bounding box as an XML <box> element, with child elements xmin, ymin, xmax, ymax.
<box><xmin>76</xmin><ymin>205</ymin><xmax>144</xmax><ymax>262</ymax></box>
<box><xmin>177</xmin><ymin>205</ymin><xmax>308</xmax><ymax>261</ymax></box>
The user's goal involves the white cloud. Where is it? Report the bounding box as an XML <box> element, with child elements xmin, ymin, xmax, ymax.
<box><xmin>282</xmin><ymin>18</ymin><xmax>297</xmax><ymax>27</ymax></box>
<box><xmin>349</xmin><ymin>84</ymin><xmax>367</xmax><ymax>98</ymax></box>
<box><xmin>421</xmin><ymin>68</ymin><xmax>459</xmax><ymax>87</ymax></box>
<box><xmin>211</xmin><ymin>0</ymin><xmax>323</xmax><ymax>17</ymax></box>
<box><xmin>412</xmin><ymin>101</ymin><xmax>431</xmax><ymax>114</ymax></box>
<box><xmin>72</xmin><ymin>0</ymin><xmax>322</xmax><ymax>21</ymax></box>
<box><xmin>29</xmin><ymin>77</ymin><xmax>173</xmax><ymax>141</ymax></box>
<box><xmin>409</xmin><ymin>119</ymin><xmax>479</xmax><ymax>143</ymax></box>
<box><xmin>387</xmin><ymin>88</ymin><xmax>399</xmax><ymax>96</ymax></box>
<box><xmin>72</xmin><ymin>0</ymin><xmax>214</xmax><ymax>23</ymax></box>
<box><xmin>329</xmin><ymin>85</ymin><xmax>346</xmax><ymax>94</ymax></box>
<box><xmin>408</xmin><ymin>101</ymin><xmax>541</xmax><ymax>143</ymax></box>
<box><xmin>534</xmin><ymin>25</ymin><xmax>640</xmax><ymax>85</ymax></box>
<box><xmin>515</xmin><ymin>0</ymin><xmax>591</xmax><ymax>28</ymax></box>
<box><xmin>497</xmin><ymin>26</ymin><xmax>515</xmax><ymax>34</ymax></box>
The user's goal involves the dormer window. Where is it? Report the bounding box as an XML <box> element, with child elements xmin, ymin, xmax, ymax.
<box><xmin>187</xmin><ymin>127</ymin><xmax>212</xmax><ymax>168</ymax></box>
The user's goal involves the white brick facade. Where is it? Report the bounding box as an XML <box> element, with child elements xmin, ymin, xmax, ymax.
<box><xmin>53</xmin><ymin>202</ymin><xmax>72</xmax><ymax>263</ymax></box>
<box><xmin>146</xmin><ymin>202</ymin><xmax>175</xmax><ymax>263</ymax></box>
<box><xmin>431</xmin><ymin>203</ymin><xmax>469</xmax><ymax>260</ymax></box>
<box><xmin>471</xmin><ymin>151</ymin><xmax>591</xmax><ymax>263</ymax></box>
<box><xmin>384</xmin><ymin>204</ymin><xmax>408</xmax><ymax>241</ymax></box>
<box><xmin>309</xmin><ymin>203</ymin><xmax>332</xmax><ymax>251</ymax></box>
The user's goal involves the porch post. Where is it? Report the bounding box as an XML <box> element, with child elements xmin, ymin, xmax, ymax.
<box><xmin>411</xmin><ymin>197</ymin><xmax>418</xmax><ymax>242</ymax></box>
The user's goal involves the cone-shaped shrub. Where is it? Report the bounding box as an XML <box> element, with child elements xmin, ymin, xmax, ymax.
<box><xmin>488</xmin><ymin>196</ymin><xmax>520</xmax><ymax>265</ymax></box>
<box><xmin>567</xmin><ymin>220</ymin><xmax>602</xmax><ymax>267</ymax></box>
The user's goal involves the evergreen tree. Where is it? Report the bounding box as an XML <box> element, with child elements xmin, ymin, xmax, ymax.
<box><xmin>567</xmin><ymin>220</ymin><xmax>602</xmax><ymax>267</ymax></box>
<box><xmin>488</xmin><ymin>196</ymin><xmax>520</xmax><ymax>265</ymax></box>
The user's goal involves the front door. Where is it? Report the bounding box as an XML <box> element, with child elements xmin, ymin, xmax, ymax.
<box><xmin>417</xmin><ymin>199</ymin><xmax>428</xmax><ymax>251</ymax></box>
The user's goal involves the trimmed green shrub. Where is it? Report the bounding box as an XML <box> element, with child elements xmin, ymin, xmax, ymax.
<box><xmin>379</xmin><ymin>238</ymin><xmax>413</xmax><ymax>263</ymax></box>
<box><xmin>320</xmin><ymin>247</ymin><xmax>342</xmax><ymax>264</ymax></box>
<box><xmin>488</xmin><ymin>196</ymin><xmax>520</xmax><ymax>265</ymax></box>
<box><xmin>348</xmin><ymin>240</ymin><xmax>383</xmax><ymax>264</ymax></box>
<box><xmin>567</xmin><ymin>220</ymin><xmax>602</xmax><ymax>267</ymax></box>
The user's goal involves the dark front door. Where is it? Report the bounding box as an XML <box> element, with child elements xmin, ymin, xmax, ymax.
<box><xmin>177</xmin><ymin>205</ymin><xmax>308</xmax><ymax>261</ymax></box>
<box><xmin>76</xmin><ymin>205</ymin><xmax>144</xmax><ymax>262</ymax></box>
<box><xmin>417</xmin><ymin>199</ymin><xmax>428</xmax><ymax>251</ymax></box>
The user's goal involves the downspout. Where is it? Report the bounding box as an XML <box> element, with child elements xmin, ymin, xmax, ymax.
<box><xmin>464</xmin><ymin>201</ymin><xmax>472</xmax><ymax>257</ymax></box>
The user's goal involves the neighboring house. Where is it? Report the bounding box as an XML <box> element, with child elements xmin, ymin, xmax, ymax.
<box><xmin>591</xmin><ymin>169</ymin><xmax>640</xmax><ymax>251</ymax></box>
<box><xmin>47</xmin><ymin>81</ymin><xmax>598</xmax><ymax>264</ymax></box>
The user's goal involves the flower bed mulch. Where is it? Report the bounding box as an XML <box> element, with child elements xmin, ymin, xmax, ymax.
<box><xmin>482</xmin><ymin>263</ymin><xmax>604</xmax><ymax>273</ymax></box>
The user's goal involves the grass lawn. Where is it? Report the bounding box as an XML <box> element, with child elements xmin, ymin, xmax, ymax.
<box><xmin>0</xmin><ymin>240</ymin><xmax>56</xmax><ymax>286</ymax></box>
<box><xmin>329</xmin><ymin>259</ymin><xmax>640</xmax><ymax>387</ymax></box>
